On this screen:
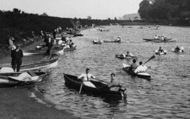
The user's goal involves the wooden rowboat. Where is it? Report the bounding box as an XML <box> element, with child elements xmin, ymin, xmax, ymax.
<box><xmin>104</xmin><ymin>40</ymin><xmax>121</xmax><ymax>43</ymax></box>
<box><xmin>93</xmin><ymin>40</ymin><xmax>103</xmax><ymax>44</ymax></box>
<box><xmin>122</xmin><ymin>63</ymin><xmax>151</xmax><ymax>80</ymax></box>
<box><xmin>143</xmin><ymin>38</ymin><xmax>175</xmax><ymax>43</ymax></box>
<box><xmin>0</xmin><ymin>71</ymin><xmax>46</xmax><ymax>87</ymax></box>
<box><xmin>64</xmin><ymin>74</ymin><xmax>127</xmax><ymax>101</ymax></box>
<box><xmin>0</xmin><ymin>56</ymin><xmax>58</xmax><ymax>73</ymax></box>
<box><xmin>115</xmin><ymin>54</ymin><xmax>137</xmax><ymax>60</ymax></box>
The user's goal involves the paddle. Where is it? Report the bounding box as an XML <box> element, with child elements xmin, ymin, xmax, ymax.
<box><xmin>79</xmin><ymin>82</ymin><xmax>83</xmax><ymax>94</ymax></box>
<box><xmin>143</xmin><ymin>55</ymin><xmax>155</xmax><ymax>65</ymax></box>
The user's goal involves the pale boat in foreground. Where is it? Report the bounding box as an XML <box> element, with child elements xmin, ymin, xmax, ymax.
<box><xmin>122</xmin><ymin>63</ymin><xmax>151</xmax><ymax>80</ymax></box>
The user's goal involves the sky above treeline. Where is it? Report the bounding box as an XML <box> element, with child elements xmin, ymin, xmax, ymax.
<box><xmin>0</xmin><ymin>0</ymin><xmax>142</xmax><ymax>19</ymax></box>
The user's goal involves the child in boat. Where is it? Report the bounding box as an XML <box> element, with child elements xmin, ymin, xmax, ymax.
<box><xmin>134</xmin><ymin>61</ymin><xmax>147</xmax><ymax>73</ymax></box>
<box><xmin>78</xmin><ymin>68</ymin><xmax>95</xmax><ymax>81</ymax></box>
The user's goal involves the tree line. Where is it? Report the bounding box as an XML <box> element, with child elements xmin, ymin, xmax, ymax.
<box><xmin>0</xmin><ymin>8</ymin><xmax>144</xmax><ymax>51</ymax></box>
<box><xmin>138</xmin><ymin>0</ymin><xmax>190</xmax><ymax>25</ymax></box>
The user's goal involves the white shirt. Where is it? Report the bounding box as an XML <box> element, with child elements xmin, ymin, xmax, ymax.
<box><xmin>78</xmin><ymin>73</ymin><xmax>95</xmax><ymax>81</ymax></box>
<box><xmin>134</xmin><ymin>65</ymin><xmax>147</xmax><ymax>73</ymax></box>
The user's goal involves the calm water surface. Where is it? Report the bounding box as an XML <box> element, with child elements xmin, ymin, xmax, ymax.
<box><xmin>37</xmin><ymin>25</ymin><xmax>190</xmax><ymax>119</ymax></box>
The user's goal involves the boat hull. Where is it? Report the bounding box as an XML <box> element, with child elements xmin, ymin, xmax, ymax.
<box><xmin>64</xmin><ymin>46</ymin><xmax>76</xmax><ymax>52</ymax></box>
<box><xmin>122</xmin><ymin>64</ymin><xmax>151</xmax><ymax>80</ymax></box>
<box><xmin>64</xmin><ymin>74</ymin><xmax>126</xmax><ymax>100</ymax></box>
<box><xmin>0</xmin><ymin>71</ymin><xmax>46</xmax><ymax>87</ymax></box>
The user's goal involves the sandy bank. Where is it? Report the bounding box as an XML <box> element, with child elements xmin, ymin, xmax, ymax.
<box><xmin>0</xmin><ymin>88</ymin><xmax>80</xmax><ymax>119</ymax></box>
<box><xmin>0</xmin><ymin>37</ymin><xmax>81</xmax><ymax>119</ymax></box>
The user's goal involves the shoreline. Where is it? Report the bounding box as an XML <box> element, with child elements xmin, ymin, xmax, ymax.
<box><xmin>0</xmin><ymin>87</ymin><xmax>80</xmax><ymax>119</ymax></box>
<box><xmin>0</xmin><ymin>37</ymin><xmax>81</xmax><ymax>119</ymax></box>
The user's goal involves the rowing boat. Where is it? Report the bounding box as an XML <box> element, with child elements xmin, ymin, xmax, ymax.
<box><xmin>172</xmin><ymin>47</ymin><xmax>184</xmax><ymax>54</ymax></box>
<box><xmin>155</xmin><ymin>50</ymin><xmax>167</xmax><ymax>55</ymax></box>
<box><xmin>122</xmin><ymin>63</ymin><xmax>151</xmax><ymax>80</ymax></box>
<box><xmin>0</xmin><ymin>56</ymin><xmax>58</xmax><ymax>73</ymax></box>
<box><xmin>64</xmin><ymin>74</ymin><xmax>127</xmax><ymax>100</ymax></box>
<box><xmin>93</xmin><ymin>40</ymin><xmax>103</xmax><ymax>44</ymax></box>
<box><xmin>143</xmin><ymin>38</ymin><xmax>175</xmax><ymax>43</ymax></box>
<box><xmin>115</xmin><ymin>54</ymin><xmax>137</xmax><ymax>60</ymax></box>
<box><xmin>64</xmin><ymin>46</ymin><xmax>77</xmax><ymax>52</ymax></box>
<box><xmin>0</xmin><ymin>71</ymin><xmax>46</xmax><ymax>87</ymax></box>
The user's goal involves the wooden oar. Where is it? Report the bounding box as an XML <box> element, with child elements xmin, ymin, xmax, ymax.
<box><xmin>144</xmin><ymin>55</ymin><xmax>155</xmax><ymax>65</ymax></box>
<box><xmin>79</xmin><ymin>82</ymin><xmax>83</xmax><ymax>94</ymax></box>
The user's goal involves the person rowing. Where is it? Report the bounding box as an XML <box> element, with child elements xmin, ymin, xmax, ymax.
<box><xmin>174</xmin><ymin>46</ymin><xmax>180</xmax><ymax>52</ymax></box>
<box><xmin>126</xmin><ymin>51</ymin><xmax>134</xmax><ymax>57</ymax></box>
<box><xmin>129</xmin><ymin>59</ymin><xmax>138</xmax><ymax>72</ymax></box>
<box><xmin>158</xmin><ymin>46</ymin><xmax>164</xmax><ymax>52</ymax></box>
<box><xmin>78</xmin><ymin>68</ymin><xmax>96</xmax><ymax>93</ymax></box>
<box><xmin>115</xmin><ymin>36</ymin><xmax>121</xmax><ymax>42</ymax></box>
<box><xmin>134</xmin><ymin>61</ymin><xmax>147</xmax><ymax>73</ymax></box>
<box><xmin>78</xmin><ymin>68</ymin><xmax>95</xmax><ymax>81</ymax></box>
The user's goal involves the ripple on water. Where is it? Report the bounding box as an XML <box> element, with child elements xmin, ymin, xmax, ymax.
<box><xmin>37</xmin><ymin>25</ymin><xmax>190</xmax><ymax>119</ymax></box>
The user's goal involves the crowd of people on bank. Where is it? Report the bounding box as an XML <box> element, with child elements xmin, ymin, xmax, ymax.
<box><xmin>7</xmin><ymin>27</ymin><xmax>77</xmax><ymax>72</ymax></box>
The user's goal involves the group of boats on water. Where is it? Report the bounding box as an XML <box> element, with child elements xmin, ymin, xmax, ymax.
<box><xmin>0</xmin><ymin>34</ymin><xmax>77</xmax><ymax>87</ymax></box>
<box><xmin>0</xmin><ymin>28</ymin><xmax>186</xmax><ymax>102</ymax></box>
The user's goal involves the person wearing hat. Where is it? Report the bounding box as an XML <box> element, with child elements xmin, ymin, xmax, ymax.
<box><xmin>11</xmin><ymin>44</ymin><xmax>23</xmax><ymax>72</ymax></box>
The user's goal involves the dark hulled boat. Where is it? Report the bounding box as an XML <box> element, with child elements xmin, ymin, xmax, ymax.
<box><xmin>104</xmin><ymin>40</ymin><xmax>121</xmax><ymax>43</ymax></box>
<box><xmin>64</xmin><ymin>74</ymin><xmax>126</xmax><ymax>100</ymax></box>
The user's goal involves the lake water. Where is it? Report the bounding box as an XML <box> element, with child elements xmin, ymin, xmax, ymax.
<box><xmin>37</xmin><ymin>25</ymin><xmax>190</xmax><ymax>119</ymax></box>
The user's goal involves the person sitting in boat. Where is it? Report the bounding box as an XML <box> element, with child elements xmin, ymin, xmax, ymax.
<box><xmin>158</xmin><ymin>46</ymin><xmax>164</xmax><ymax>52</ymax></box>
<box><xmin>78</xmin><ymin>68</ymin><xmax>95</xmax><ymax>81</ymax></box>
<box><xmin>134</xmin><ymin>61</ymin><xmax>147</xmax><ymax>73</ymax></box>
<box><xmin>69</xmin><ymin>40</ymin><xmax>74</xmax><ymax>48</ymax></box>
<box><xmin>154</xmin><ymin>35</ymin><xmax>159</xmax><ymax>40</ymax></box>
<box><xmin>126</xmin><ymin>51</ymin><xmax>134</xmax><ymax>57</ymax></box>
<box><xmin>109</xmin><ymin>73</ymin><xmax>121</xmax><ymax>88</ymax></box>
<box><xmin>174</xmin><ymin>46</ymin><xmax>180</xmax><ymax>52</ymax></box>
<box><xmin>115</xmin><ymin>36</ymin><xmax>121</xmax><ymax>42</ymax></box>
<box><xmin>129</xmin><ymin>59</ymin><xmax>138</xmax><ymax>72</ymax></box>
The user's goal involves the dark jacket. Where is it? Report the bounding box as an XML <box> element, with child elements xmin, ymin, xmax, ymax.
<box><xmin>12</xmin><ymin>49</ymin><xmax>23</xmax><ymax>62</ymax></box>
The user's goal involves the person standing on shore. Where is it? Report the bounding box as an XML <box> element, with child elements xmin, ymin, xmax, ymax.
<box><xmin>11</xmin><ymin>45</ymin><xmax>23</xmax><ymax>72</ymax></box>
<box><xmin>8</xmin><ymin>35</ymin><xmax>17</xmax><ymax>71</ymax></box>
<box><xmin>46</xmin><ymin>35</ymin><xmax>54</xmax><ymax>56</ymax></box>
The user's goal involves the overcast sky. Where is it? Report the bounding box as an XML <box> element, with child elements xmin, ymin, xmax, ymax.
<box><xmin>0</xmin><ymin>0</ymin><xmax>142</xmax><ymax>19</ymax></box>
